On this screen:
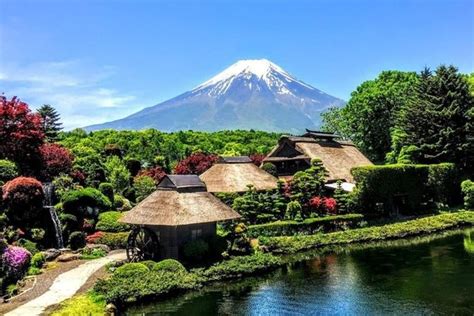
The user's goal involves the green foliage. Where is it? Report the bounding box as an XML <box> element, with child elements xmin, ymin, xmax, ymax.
<box><xmin>96</xmin><ymin>211</ymin><xmax>130</xmax><ymax>232</ymax></box>
<box><xmin>232</xmin><ymin>186</ymin><xmax>283</xmax><ymax>224</ymax></box>
<box><xmin>113</xmin><ymin>194</ymin><xmax>132</xmax><ymax>211</ymax></box>
<box><xmin>114</xmin><ymin>262</ymin><xmax>150</xmax><ymax>278</ymax></box>
<box><xmin>98</xmin><ymin>183</ymin><xmax>114</xmax><ymax>205</ymax></box>
<box><xmin>30</xmin><ymin>252</ymin><xmax>45</xmax><ymax>268</ymax></box>
<box><xmin>261</xmin><ymin>162</ymin><xmax>277</xmax><ymax>176</ymax></box>
<box><xmin>290</xmin><ymin>159</ymin><xmax>328</xmax><ymax>208</ymax></box>
<box><xmin>52</xmin><ymin>174</ymin><xmax>76</xmax><ymax>199</ymax></box>
<box><xmin>152</xmin><ymin>259</ymin><xmax>187</xmax><ymax>273</ymax></box>
<box><xmin>50</xmin><ymin>292</ymin><xmax>105</xmax><ymax>316</ymax></box>
<box><xmin>68</xmin><ymin>231</ymin><xmax>86</xmax><ymax>250</ymax></box>
<box><xmin>0</xmin><ymin>159</ymin><xmax>18</xmax><ymax>183</ymax></box>
<box><xmin>139</xmin><ymin>260</ymin><xmax>157</xmax><ymax>270</ymax></box>
<box><xmin>61</xmin><ymin>187</ymin><xmax>112</xmax><ymax>215</ymax></box>
<box><xmin>285</xmin><ymin>201</ymin><xmax>302</xmax><ymax>221</ymax></box>
<box><xmin>461</xmin><ymin>180</ymin><xmax>474</xmax><ymax>209</ymax></box>
<box><xmin>91</xmin><ymin>232</ymin><xmax>129</xmax><ymax>249</ymax></box>
<box><xmin>351</xmin><ymin>163</ymin><xmax>460</xmax><ymax>216</ymax></box>
<box><xmin>391</xmin><ymin>66</ymin><xmax>474</xmax><ymax>171</ymax></box>
<box><xmin>260</xmin><ymin>211</ymin><xmax>474</xmax><ymax>253</ymax></box>
<box><xmin>37</xmin><ymin>104</ymin><xmax>62</xmax><ymax>142</ymax></box>
<box><xmin>104</xmin><ymin>156</ymin><xmax>131</xmax><ymax>194</ymax></box>
<box><xmin>30</xmin><ymin>228</ymin><xmax>46</xmax><ymax>241</ymax></box>
<box><xmin>80</xmin><ymin>247</ymin><xmax>107</xmax><ymax>259</ymax></box>
<box><xmin>247</xmin><ymin>214</ymin><xmax>364</xmax><ymax>237</ymax></box>
<box><xmin>322</xmin><ymin>71</ymin><xmax>418</xmax><ymax>162</ymax></box>
<box><xmin>214</xmin><ymin>192</ymin><xmax>240</xmax><ymax>207</ymax></box>
<box><xmin>133</xmin><ymin>175</ymin><xmax>156</xmax><ymax>202</ymax></box>
<box><xmin>333</xmin><ymin>180</ymin><xmax>349</xmax><ymax>213</ymax></box>
<box><xmin>17</xmin><ymin>239</ymin><xmax>39</xmax><ymax>255</ymax></box>
<box><xmin>183</xmin><ymin>239</ymin><xmax>209</xmax><ymax>261</ymax></box>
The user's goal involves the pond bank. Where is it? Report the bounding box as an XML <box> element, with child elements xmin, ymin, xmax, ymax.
<box><xmin>53</xmin><ymin>211</ymin><xmax>474</xmax><ymax>314</ymax></box>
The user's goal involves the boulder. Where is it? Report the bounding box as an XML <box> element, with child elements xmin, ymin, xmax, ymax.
<box><xmin>42</xmin><ymin>248</ymin><xmax>61</xmax><ymax>261</ymax></box>
<box><xmin>56</xmin><ymin>253</ymin><xmax>81</xmax><ymax>262</ymax></box>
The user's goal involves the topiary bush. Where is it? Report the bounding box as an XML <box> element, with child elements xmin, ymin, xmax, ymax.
<box><xmin>0</xmin><ymin>159</ymin><xmax>18</xmax><ymax>183</ymax></box>
<box><xmin>285</xmin><ymin>201</ymin><xmax>302</xmax><ymax>221</ymax></box>
<box><xmin>461</xmin><ymin>180</ymin><xmax>474</xmax><ymax>209</ymax></box>
<box><xmin>182</xmin><ymin>239</ymin><xmax>209</xmax><ymax>261</ymax></box>
<box><xmin>30</xmin><ymin>252</ymin><xmax>45</xmax><ymax>268</ymax></box>
<box><xmin>152</xmin><ymin>259</ymin><xmax>186</xmax><ymax>273</ymax></box>
<box><xmin>62</xmin><ymin>187</ymin><xmax>112</xmax><ymax>216</ymax></box>
<box><xmin>98</xmin><ymin>183</ymin><xmax>114</xmax><ymax>206</ymax></box>
<box><xmin>114</xmin><ymin>262</ymin><xmax>149</xmax><ymax>278</ymax></box>
<box><xmin>114</xmin><ymin>194</ymin><xmax>132</xmax><ymax>212</ymax></box>
<box><xmin>96</xmin><ymin>211</ymin><xmax>130</xmax><ymax>233</ymax></box>
<box><xmin>140</xmin><ymin>260</ymin><xmax>157</xmax><ymax>270</ymax></box>
<box><xmin>2</xmin><ymin>246</ymin><xmax>31</xmax><ymax>279</ymax></box>
<box><xmin>2</xmin><ymin>177</ymin><xmax>44</xmax><ymax>226</ymax></box>
<box><xmin>68</xmin><ymin>231</ymin><xmax>86</xmax><ymax>250</ymax></box>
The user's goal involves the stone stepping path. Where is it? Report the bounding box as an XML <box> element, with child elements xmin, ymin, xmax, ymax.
<box><xmin>6</xmin><ymin>251</ymin><xmax>126</xmax><ymax>316</ymax></box>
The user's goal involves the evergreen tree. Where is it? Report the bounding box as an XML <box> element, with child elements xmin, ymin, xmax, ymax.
<box><xmin>395</xmin><ymin>65</ymin><xmax>474</xmax><ymax>171</ymax></box>
<box><xmin>38</xmin><ymin>104</ymin><xmax>62</xmax><ymax>141</ymax></box>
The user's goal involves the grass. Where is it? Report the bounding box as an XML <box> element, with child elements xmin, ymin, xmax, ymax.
<box><xmin>50</xmin><ymin>292</ymin><xmax>105</xmax><ymax>316</ymax></box>
<box><xmin>259</xmin><ymin>210</ymin><xmax>474</xmax><ymax>253</ymax></box>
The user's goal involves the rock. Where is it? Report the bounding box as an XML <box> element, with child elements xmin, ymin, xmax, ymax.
<box><xmin>56</xmin><ymin>253</ymin><xmax>81</xmax><ymax>262</ymax></box>
<box><xmin>105</xmin><ymin>303</ymin><xmax>117</xmax><ymax>315</ymax></box>
<box><xmin>42</xmin><ymin>248</ymin><xmax>61</xmax><ymax>261</ymax></box>
<box><xmin>85</xmin><ymin>243</ymin><xmax>110</xmax><ymax>253</ymax></box>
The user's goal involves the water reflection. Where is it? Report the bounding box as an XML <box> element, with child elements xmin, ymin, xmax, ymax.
<box><xmin>127</xmin><ymin>229</ymin><xmax>474</xmax><ymax>315</ymax></box>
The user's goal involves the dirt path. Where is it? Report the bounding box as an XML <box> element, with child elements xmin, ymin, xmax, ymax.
<box><xmin>4</xmin><ymin>251</ymin><xmax>126</xmax><ymax>316</ymax></box>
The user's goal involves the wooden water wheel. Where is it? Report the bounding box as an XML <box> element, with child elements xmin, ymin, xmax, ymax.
<box><xmin>126</xmin><ymin>226</ymin><xmax>160</xmax><ymax>262</ymax></box>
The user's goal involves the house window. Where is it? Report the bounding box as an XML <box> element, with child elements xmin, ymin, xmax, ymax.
<box><xmin>191</xmin><ymin>229</ymin><xmax>202</xmax><ymax>240</ymax></box>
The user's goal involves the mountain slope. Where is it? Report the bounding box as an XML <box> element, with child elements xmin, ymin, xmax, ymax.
<box><xmin>86</xmin><ymin>59</ymin><xmax>345</xmax><ymax>133</ymax></box>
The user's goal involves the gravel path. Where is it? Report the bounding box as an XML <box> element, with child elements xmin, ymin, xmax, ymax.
<box><xmin>5</xmin><ymin>251</ymin><xmax>126</xmax><ymax>316</ymax></box>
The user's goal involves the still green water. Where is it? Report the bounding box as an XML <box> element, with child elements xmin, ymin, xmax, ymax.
<box><xmin>128</xmin><ymin>229</ymin><xmax>474</xmax><ymax>315</ymax></box>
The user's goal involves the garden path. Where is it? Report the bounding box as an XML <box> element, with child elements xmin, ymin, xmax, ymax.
<box><xmin>5</xmin><ymin>250</ymin><xmax>126</xmax><ymax>316</ymax></box>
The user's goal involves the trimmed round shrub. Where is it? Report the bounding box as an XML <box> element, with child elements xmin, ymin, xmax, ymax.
<box><xmin>98</xmin><ymin>183</ymin><xmax>114</xmax><ymax>205</ymax></box>
<box><xmin>0</xmin><ymin>159</ymin><xmax>18</xmax><ymax>183</ymax></box>
<box><xmin>114</xmin><ymin>194</ymin><xmax>132</xmax><ymax>211</ymax></box>
<box><xmin>96</xmin><ymin>211</ymin><xmax>130</xmax><ymax>232</ymax></box>
<box><xmin>114</xmin><ymin>262</ymin><xmax>149</xmax><ymax>278</ymax></box>
<box><xmin>261</xmin><ymin>162</ymin><xmax>277</xmax><ymax>176</ymax></box>
<box><xmin>62</xmin><ymin>188</ymin><xmax>112</xmax><ymax>215</ymax></box>
<box><xmin>183</xmin><ymin>239</ymin><xmax>209</xmax><ymax>261</ymax></box>
<box><xmin>152</xmin><ymin>259</ymin><xmax>186</xmax><ymax>273</ymax></box>
<box><xmin>2</xmin><ymin>246</ymin><xmax>31</xmax><ymax>278</ymax></box>
<box><xmin>461</xmin><ymin>180</ymin><xmax>474</xmax><ymax>209</ymax></box>
<box><xmin>88</xmin><ymin>232</ymin><xmax>129</xmax><ymax>249</ymax></box>
<box><xmin>2</xmin><ymin>177</ymin><xmax>44</xmax><ymax>224</ymax></box>
<box><xmin>68</xmin><ymin>231</ymin><xmax>86</xmax><ymax>250</ymax></box>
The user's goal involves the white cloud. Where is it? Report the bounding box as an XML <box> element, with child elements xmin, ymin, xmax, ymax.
<box><xmin>0</xmin><ymin>60</ymin><xmax>137</xmax><ymax>129</ymax></box>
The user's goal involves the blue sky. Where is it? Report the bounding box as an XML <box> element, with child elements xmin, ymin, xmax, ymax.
<box><xmin>1</xmin><ymin>0</ymin><xmax>473</xmax><ymax>129</ymax></box>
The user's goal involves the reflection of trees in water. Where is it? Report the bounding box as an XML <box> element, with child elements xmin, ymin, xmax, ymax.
<box><xmin>464</xmin><ymin>229</ymin><xmax>474</xmax><ymax>254</ymax></box>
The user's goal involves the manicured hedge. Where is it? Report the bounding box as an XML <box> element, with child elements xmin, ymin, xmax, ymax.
<box><xmin>461</xmin><ymin>180</ymin><xmax>474</xmax><ymax>209</ymax></box>
<box><xmin>351</xmin><ymin>163</ymin><xmax>459</xmax><ymax>216</ymax></box>
<box><xmin>96</xmin><ymin>211</ymin><xmax>130</xmax><ymax>232</ymax></box>
<box><xmin>247</xmin><ymin>214</ymin><xmax>364</xmax><ymax>238</ymax></box>
<box><xmin>62</xmin><ymin>188</ymin><xmax>112</xmax><ymax>214</ymax></box>
<box><xmin>89</xmin><ymin>232</ymin><xmax>129</xmax><ymax>249</ymax></box>
<box><xmin>259</xmin><ymin>211</ymin><xmax>474</xmax><ymax>253</ymax></box>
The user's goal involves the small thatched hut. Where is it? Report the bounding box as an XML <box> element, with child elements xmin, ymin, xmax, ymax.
<box><xmin>120</xmin><ymin>175</ymin><xmax>241</xmax><ymax>259</ymax></box>
<box><xmin>200</xmin><ymin>156</ymin><xmax>278</xmax><ymax>193</ymax></box>
<box><xmin>263</xmin><ymin>129</ymin><xmax>372</xmax><ymax>184</ymax></box>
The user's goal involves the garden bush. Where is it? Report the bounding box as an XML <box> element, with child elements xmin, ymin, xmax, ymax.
<box><xmin>98</xmin><ymin>183</ymin><xmax>114</xmax><ymax>206</ymax></box>
<box><xmin>81</xmin><ymin>247</ymin><xmax>107</xmax><ymax>259</ymax></box>
<box><xmin>30</xmin><ymin>252</ymin><xmax>45</xmax><ymax>268</ymax></box>
<box><xmin>62</xmin><ymin>187</ymin><xmax>112</xmax><ymax>215</ymax></box>
<box><xmin>2</xmin><ymin>246</ymin><xmax>31</xmax><ymax>279</ymax></box>
<box><xmin>0</xmin><ymin>159</ymin><xmax>18</xmax><ymax>183</ymax></box>
<box><xmin>285</xmin><ymin>201</ymin><xmax>303</xmax><ymax>221</ymax></box>
<box><xmin>183</xmin><ymin>239</ymin><xmax>209</xmax><ymax>261</ymax></box>
<box><xmin>152</xmin><ymin>259</ymin><xmax>186</xmax><ymax>273</ymax></box>
<box><xmin>247</xmin><ymin>214</ymin><xmax>364</xmax><ymax>238</ymax></box>
<box><xmin>68</xmin><ymin>231</ymin><xmax>86</xmax><ymax>250</ymax></box>
<box><xmin>133</xmin><ymin>175</ymin><xmax>156</xmax><ymax>202</ymax></box>
<box><xmin>2</xmin><ymin>177</ymin><xmax>44</xmax><ymax>225</ymax></box>
<box><xmin>114</xmin><ymin>194</ymin><xmax>132</xmax><ymax>212</ymax></box>
<box><xmin>17</xmin><ymin>238</ymin><xmax>39</xmax><ymax>255</ymax></box>
<box><xmin>461</xmin><ymin>180</ymin><xmax>474</xmax><ymax>209</ymax></box>
<box><xmin>96</xmin><ymin>211</ymin><xmax>130</xmax><ymax>232</ymax></box>
<box><xmin>261</xmin><ymin>162</ymin><xmax>277</xmax><ymax>176</ymax></box>
<box><xmin>140</xmin><ymin>260</ymin><xmax>157</xmax><ymax>270</ymax></box>
<box><xmin>88</xmin><ymin>232</ymin><xmax>129</xmax><ymax>249</ymax></box>
<box><xmin>114</xmin><ymin>262</ymin><xmax>149</xmax><ymax>278</ymax></box>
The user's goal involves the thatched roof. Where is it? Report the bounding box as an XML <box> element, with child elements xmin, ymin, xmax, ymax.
<box><xmin>264</xmin><ymin>134</ymin><xmax>372</xmax><ymax>183</ymax></box>
<box><xmin>120</xmin><ymin>175</ymin><xmax>241</xmax><ymax>226</ymax></box>
<box><xmin>200</xmin><ymin>157</ymin><xmax>278</xmax><ymax>193</ymax></box>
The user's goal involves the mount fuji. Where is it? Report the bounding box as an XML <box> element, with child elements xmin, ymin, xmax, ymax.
<box><xmin>86</xmin><ymin>59</ymin><xmax>345</xmax><ymax>133</ymax></box>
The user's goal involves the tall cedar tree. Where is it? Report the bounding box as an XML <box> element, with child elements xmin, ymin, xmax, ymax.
<box><xmin>396</xmin><ymin>66</ymin><xmax>474</xmax><ymax>172</ymax></box>
<box><xmin>38</xmin><ymin>104</ymin><xmax>62</xmax><ymax>142</ymax></box>
<box><xmin>0</xmin><ymin>96</ymin><xmax>44</xmax><ymax>175</ymax></box>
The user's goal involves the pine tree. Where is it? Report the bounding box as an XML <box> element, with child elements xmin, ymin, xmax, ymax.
<box><xmin>37</xmin><ymin>104</ymin><xmax>62</xmax><ymax>142</ymax></box>
<box><xmin>395</xmin><ymin>65</ymin><xmax>474</xmax><ymax>172</ymax></box>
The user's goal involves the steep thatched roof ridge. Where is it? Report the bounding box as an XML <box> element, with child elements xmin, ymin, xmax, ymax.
<box><xmin>120</xmin><ymin>190</ymin><xmax>241</xmax><ymax>226</ymax></box>
<box><xmin>200</xmin><ymin>162</ymin><xmax>278</xmax><ymax>193</ymax></box>
<box><xmin>296</xmin><ymin>142</ymin><xmax>372</xmax><ymax>182</ymax></box>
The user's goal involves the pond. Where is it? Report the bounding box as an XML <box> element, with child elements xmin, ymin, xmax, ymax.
<box><xmin>127</xmin><ymin>229</ymin><xmax>474</xmax><ymax>315</ymax></box>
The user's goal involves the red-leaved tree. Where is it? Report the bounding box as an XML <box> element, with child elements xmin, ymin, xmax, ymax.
<box><xmin>0</xmin><ymin>96</ymin><xmax>44</xmax><ymax>175</ymax></box>
<box><xmin>250</xmin><ymin>154</ymin><xmax>266</xmax><ymax>166</ymax></box>
<box><xmin>137</xmin><ymin>166</ymin><xmax>167</xmax><ymax>184</ymax></box>
<box><xmin>2</xmin><ymin>177</ymin><xmax>44</xmax><ymax>226</ymax></box>
<box><xmin>40</xmin><ymin>143</ymin><xmax>74</xmax><ymax>180</ymax></box>
<box><xmin>174</xmin><ymin>152</ymin><xmax>218</xmax><ymax>175</ymax></box>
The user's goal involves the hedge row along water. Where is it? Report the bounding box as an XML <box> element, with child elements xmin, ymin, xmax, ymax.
<box><xmin>246</xmin><ymin>214</ymin><xmax>364</xmax><ymax>237</ymax></box>
<box><xmin>259</xmin><ymin>211</ymin><xmax>474</xmax><ymax>253</ymax></box>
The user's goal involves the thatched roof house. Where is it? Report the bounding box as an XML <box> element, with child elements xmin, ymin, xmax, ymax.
<box><xmin>200</xmin><ymin>156</ymin><xmax>278</xmax><ymax>193</ymax></box>
<box><xmin>263</xmin><ymin>129</ymin><xmax>372</xmax><ymax>183</ymax></box>
<box><xmin>120</xmin><ymin>175</ymin><xmax>241</xmax><ymax>259</ymax></box>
